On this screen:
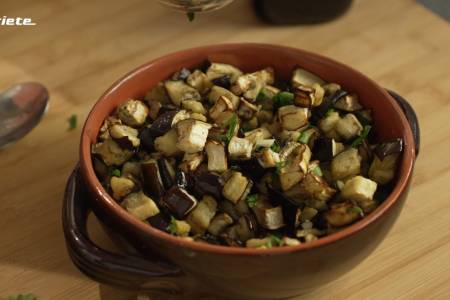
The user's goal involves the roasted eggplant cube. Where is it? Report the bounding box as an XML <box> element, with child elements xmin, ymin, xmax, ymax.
<box><xmin>206</xmin><ymin>62</ymin><xmax>243</xmax><ymax>84</ymax></box>
<box><xmin>168</xmin><ymin>219</ymin><xmax>191</xmax><ymax>237</ymax></box>
<box><xmin>333</xmin><ymin>94</ymin><xmax>362</xmax><ymax>112</ymax></box>
<box><xmin>205</xmin><ymin>140</ymin><xmax>228</xmax><ymax>173</ymax></box>
<box><xmin>369</xmin><ymin>154</ymin><xmax>399</xmax><ymax>185</ymax></box>
<box><xmin>163</xmin><ymin>186</ymin><xmax>198</xmax><ymax>219</ymax></box>
<box><xmin>117</xmin><ymin>99</ymin><xmax>148</xmax><ymax>127</ymax></box>
<box><xmin>313</xmin><ymin>138</ymin><xmax>344</xmax><ymax>161</ymax></box>
<box><xmin>141</xmin><ymin>159</ymin><xmax>166</xmax><ymax>199</ymax></box>
<box><xmin>181</xmin><ymin>100</ymin><xmax>207</xmax><ymax>115</ymax></box>
<box><xmin>341</xmin><ymin>176</ymin><xmax>377</xmax><ymax>210</ymax></box>
<box><xmin>193</xmin><ymin>168</ymin><xmax>223</xmax><ymax>200</ymax></box>
<box><xmin>291</xmin><ymin>68</ymin><xmax>325</xmax><ymax>88</ymax></box>
<box><xmin>121</xmin><ymin>191</ymin><xmax>160</xmax><ymax>221</ymax></box>
<box><xmin>331</xmin><ymin>148</ymin><xmax>361</xmax><ymax>180</ymax></box>
<box><xmin>252</xmin><ymin>199</ymin><xmax>285</xmax><ymax>230</ymax></box>
<box><xmin>208</xmin><ymin>85</ymin><xmax>240</xmax><ymax>108</ymax></box>
<box><xmin>297</xmin><ymin>173</ymin><xmax>336</xmax><ymax>202</ymax></box>
<box><xmin>154</xmin><ymin>128</ymin><xmax>182</xmax><ymax>157</ymax></box>
<box><xmin>92</xmin><ymin>138</ymin><xmax>133</xmax><ymax>166</ymax></box>
<box><xmin>325</xmin><ymin>201</ymin><xmax>361</xmax><ymax>227</ymax></box>
<box><xmin>278</xmin><ymin>105</ymin><xmax>309</xmax><ymax>130</ymax></box>
<box><xmin>109</xmin><ymin>124</ymin><xmax>140</xmax><ymax>149</ymax></box>
<box><xmin>318</xmin><ymin>111</ymin><xmax>340</xmax><ymax>139</ymax></box>
<box><xmin>144</xmin><ymin>82</ymin><xmax>171</xmax><ymax>105</ymax></box>
<box><xmin>208</xmin><ymin>213</ymin><xmax>234</xmax><ymax>236</ymax></box>
<box><xmin>179</xmin><ymin>152</ymin><xmax>204</xmax><ymax>172</ymax></box>
<box><xmin>187</xmin><ymin>70</ymin><xmax>212</xmax><ymax>94</ymax></box>
<box><xmin>222</xmin><ymin>171</ymin><xmax>249</xmax><ymax>204</ymax></box>
<box><xmin>209</xmin><ymin>95</ymin><xmax>235</xmax><ymax>121</ymax></box>
<box><xmin>186</xmin><ymin>195</ymin><xmax>217</xmax><ymax>234</ymax></box>
<box><xmin>110</xmin><ymin>176</ymin><xmax>135</xmax><ymax>200</ymax></box>
<box><xmin>335</xmin><ymin>113</ymin><xmax>363</xmax><ymax>140</ymax></box>
<box><xmin>122</xmin><ymin>161</ymin><xmax>142</xmax><ymax>178</ymax></box>
<box><xmin>237</xmin><ymin>98</ymin><xmax>260</xmax><ymax>120</ymax></box>
<box><xmin>176</xmin><ymin>119</ymin><xmax>212</xmax><ymax>153</ymax></box>
<box><xmin>164</xmin><ymin>80</ymin><xmax>201</xmax><ymax>106</ymax></box>
<box><xmin>228</xmin><ymin>136</ymin><xmax>253</xmax><ymax>160</ymax></box>
<box><xmin>258</xmin><ymin>148</ymin><xmax>280</xmax><ymax>168</ymax></box>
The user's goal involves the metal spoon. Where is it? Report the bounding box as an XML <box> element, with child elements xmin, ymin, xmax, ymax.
<box><xmin>0</xmin><ymin>82</ymin><xmax>49</xmax><ymax>148</ymax></box>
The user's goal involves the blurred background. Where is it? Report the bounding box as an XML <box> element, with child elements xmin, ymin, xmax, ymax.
<box><xmin>0</xmin><ymin>0</ymin><xmax>449</xmax><ymax>299</ymax></box>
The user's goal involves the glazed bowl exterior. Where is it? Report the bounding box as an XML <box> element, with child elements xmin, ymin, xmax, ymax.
<box><xmin>76</xmin><ymin>43</ymin><xmax>416</xmax><ymax>299</ymax></box>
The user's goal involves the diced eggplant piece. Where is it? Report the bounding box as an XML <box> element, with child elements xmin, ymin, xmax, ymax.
<box><xmin>369</xmin><ymin>153</ymin><xmax>399</xmax><ymax>185</ymax></box>
<box><xmin>241</xmin><ymin>116</ymin><xmax>259</xmax><ymax>132</ymax></box>
<box><xmin>256</xmin><ymin>110</ymin><xmax>273</xmax><ymax>124</ymax></box>
<box><xmin>246</xmin><ymin>237</ymin><xmax>272</xmax><ymax>248</ymax></box>
<box><xmin>121</xmin><ymin>191</ymin><xmax>160</xmax><ymax>221</ymax></box>
<box><xmin>209</xmin><ymin>95</ymin><xmax>235</xmax><ymax>120</ymax></box>
<box><xmin>301</xmin><ymin>207</ymin><xmax>318</xmax><ymax>221</ymax></box>
<box><xmin>325</xmin><ymin>201</ymin><xmax>361</xmax><ymax>227</ymax></box>
<box><xmin>374</xmin><ymin>139</ymin><xmax>403</xmax><ymax>160</ymax></box>
<box><xmin>234</xmin><ymin>214</ymin><xmax>258</xmax><ymax>242</ymax></box>
<box><xmin>190</xmin><ymin>112</ymin><xmax>207</xmax><ymax>122</ymax></box>
<box><xmin>139</xmin><ymin>127</ymin><xmax>156</xmax><ymax>152</ymax></box>
<box><xmin>122</xmin><ymin>162</ymin><xmax>141</xmax><ymax>178</ymax></box>
<box><xmin>211</xmin><ymin>75</ymin><xmax>232</xmax><ymax>89</ymax></box>
<box><xmin>181</xmin><ymin>100</ymin><xmax>206</xmax><ymax>115</ymax></box>
<box><xmin>164</xmin><ymin>80</ymin><xmax>201</xmax><ymax>106</ymax></box>
<box><xmin>98</xmin><ymin>116</ymin><xmax>122</xmax><ymax>141</ymax></box>
<box><xmin>279</xmin><ymin>171</ymin><xmax>304</xmax><ymax>192</ymax></box>
<box><xmin>254</xmin><ymin>138</ymin><xmax>275</xmax><ymax>149</ymax></box>
<box><xmin>146</xmin><ymin>100</ymin><xmax>162</xmax><ymax>121</ymax></box>
<box><xmin>331</xmin><ymin>148</ymin><xmax>361</xmax><ymax>180</ymax></box>
<box><xmin>192</xmin><ymin>168</ymin><xmax>223</xmax><ymax>200</ymax></box>
<box><xmin>208</xmin><ymin>85</ymin><xmax>240</xmax><ymax>108</ymax></box>
<box><xmin>150</xmin><ymin>110</ymin><xmax>189</xmax><ymax>137</ymax></box>
<box><xmin>318</xmin><ymin>111</ymin><xmax>341</xmax><ymax>140</ymax></box>
<box><xmin>117</xmin><ymin>99</ymin><xmax>149</xmax><ymax>127</ymax></box>
<box><xmin>222</xmin><ymin>172</ymin><xmax>250</xmax><ymax>204</ymax></box>
<box><xmin>267</xmin><ymin>186</ymin><xmax>301</xmax><ymax>230</ymax></box>
<box><xmin>220</xmin><ymin>226</ymin><xmax>242</xmax><ymax>247</ymax></box>
<box><xmin>283</xmin><ymin>237</ymin><xmax>301</xmax><ymax>246</ymax></box>
<box><xmin>231</xmin><ymin>158</ymin><xmax>266</xmax><ymax>182</ymax></box>
<box><xmin>109</xmin><ymin>124</ymin><xmax>140</xmax><ymax>149</ymax></box>
<box><xmin>110</xmin><ymin>176</ymin><xmax>135</xmax><ymax>200</ymax></box>
<box><xmin>171</xmin><ymin>67</ymin><xmax>191</xmax><ymax>81</ymax></box>
<box><xmin>312</xmin><ymin>138</ymin><xmax>344</xmax><ymax>162</ymax></box>
<box><xmin>141</xmin><ymin>159</ymin><xmax>165</xmax><ymax>199</ymax></box>
<box><xmin>231</xmin><ymin>73</ymin><xmax>263</xmax><ymax>101</ymax></box>
<box><xmin>296</xmin><ymin>228</ymin><xmax>321</xmax><ymax>243</ymax></box>
<box><xmin>258</xmin><ymin>148</ymin><xmax>280</xmax><ymax>168</ymax></box>
<box><xmin>92</xmin><ymin>138</ymin><xmax>133</xmax><ymax>166</ymax></box>
<box><xmin>335</xmin><ymin>113</ymin><xmax>363</xmax><ymax>140</ymax></box>
<box><xmin>358</xmin><ymin>139</ymin><xmax>373</xmax><ymax>163</ymax></box>
<box><xmin>293</xmin><ymin>84</ymin><xmax>325</xmax><ymax>108</ymax></box>
<box><xmin>206</xmin><ymin>63</ymin><xmax>243</xmax><ymax>84</ymax></box>
<box><xmin>295</xmin><ymin>173</ymin><xmax>336</xmax><ymax>202</ymax></box>
<box><xmin>176</xmin><ymin>119</ymin><xmax>212</xmax><ymax>153</ymax></box>
<box><xmin>341</xmin><ymin>176</ymin><xmax>377</xmax><ymax>212</ymax></box>
<box><xmin>208</xmin><ymin>213</ymin><xmax>234</xmax><ymax>236</ymax></box>
<box><xmin>154</xmin><ymin>128</ymin><xmax>182</xmax><ymax>157</ymax></box>
<box><xmin>157</xmin><ymin>158</ymin><xmax>175</xmax><ymax>190</ymax></box>
<box><xmin>205</xmin><ymin>140</ymin><xmax>228</xmax><ymax>173</ymax></box>
<box><xmin>244</xmin><ymin>127</ymin><xmax>271</xmax><ymax>145</ymax></box>
<box><xmin>163</xmin><ymin>186</ymin><xmax>198</xmax><ymax>219</ymax></box>
<box><xmin>144</xmin><ymin>82</ymin><xmax>171</xmax><ymax>105</ymax></box>
<box><xmin>228</xmin><ymin>136</ymin><xmax>253</xmax><ymax>160</ymax></box>
<box><xmin>186</xmin><ymin>195</ymin><xmax>217</xmax><ymax>234</ymax></box>
<box><xmin>333</xmin><ymin>94</ymin><xmax>362</xmax><ymax>112</ymax></box>
<box><xmin>291</xmin><ymin>68</ymin><xmax>325</xmax><ymax>88</ymax></box>
<box><xmin>253</xmin><ymin>201</ymin><xmax>285</xmax><ymax>230</ymax></box>
<box><xmin>278</xmin><ymin>105</ymin><xmax>309</xmax><ymax>130</ymax></box>
<box><xmin>187</xmin><ymin>70</ymin><xmax>212</xmax><ymax>94</ymax></box>
<box><xmin>179</xmin><ymin>152</ymin><xmax>204</xmax><ymax>172</ymax></box>
<box><xmin>322</xmin><ymin>83</ymin><xmax>341</xmax><ymax>95</ymax></box>
<box><xmin>93</xmin><ymin>157</ymin><xmax>109</xmax><ymax>181</ymax></box>
<box><xmin>147</xmin><ymin>213</ymin><xmax>170</xmax><ymax>231</ymax></box>
<box><xmin>237</xmin><ymin>98</ymin><xmax>260</xmax><ymax>120</ymax></box>
<box><xmin>278</xmin><ymin>143</ymin><xmax>311</xmax><ymax>190</ymax></box>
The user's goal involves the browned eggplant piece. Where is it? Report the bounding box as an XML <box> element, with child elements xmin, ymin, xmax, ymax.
<box><xmin>234</xmin><ymin>214</ymin><xmax>258</xmax><ymax>242</ymax></box>
<box><xmin>267</xmin><ymin>185</ymin><xmax>301</xmax><ymax>232</ymax></box>
<box><xmin>219</xmin><ymin>226</ymin><xmax>243</xmax><ymax>247</ymax></box>
<box><xmin>139</xmin><ymin>127</ymin><xmax>156</xmax><ymax>152</ymax></box>
<box><xmin>149</xmin><ymin>110</ymin><xmax>178</xmax><ymax>136</ymax></box>
<box><xmin>312</xmin><ymin>90</ymin><xmax>348</xmax><ymax>122</ymax></box>
<box><xmin>333</xmin><ymin>94</ymin><xmax>362</xmax><ymax>112</ymax></box>
<box><xmin>157</xmin><ymin>158</ymin><xmax>175</xmax><ymax>190</ymax></box>
<box><xmin>171</xmin><ymin>67</ymin><xmax>191</xmax><ymax>81</ymax></box>
<box><xmin>252</xmin><ymin>196</ymin><xmax>285</xmax><ymax>230</ymax></box>
<box><xmin>211</xmin><ymin>75</ymin><xmax>232</xmax><ymax>89</ymax></box>
<box><xmin>192</xmin><ymin>168</ymin><xmax>223</xmax><ymax>200</ymax></box>
<box><xmin>162</xmin><ymin>186</ymin><xmax>198</xmax><ymax>219</ymax></box>
<box><xmin>141</xmin><ymin>159</ymin><xmax>165</xmax><ymax>200</ymax></box>
<box><xmin>230</xmin><ymin>158</ymin><xmax>266</xmax><ymax>181</ymax></box>
<box><xmin>374</xmin><ymin>138</ymin><xmax>403</xmax><ymax>160</ymax></box>
<box><xmin>147</xmin><ymin>213</ymin><xmax>170</xmax><ymax>231</ymax></box>
<box><xmin>313</xmin><ymin>137</ymin><xmax>342</xmax><ymax>162</ymax></box>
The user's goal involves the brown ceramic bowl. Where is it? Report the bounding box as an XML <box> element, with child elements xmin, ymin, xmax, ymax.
<box><xmin>64</xmin><ymin>43</ymin><xmax>419</xmax><ymax>300</ymax></box>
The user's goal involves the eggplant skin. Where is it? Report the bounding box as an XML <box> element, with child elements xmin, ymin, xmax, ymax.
<box><xmin>162</xmin><ymin>186</ymin><xmax>198</xmax><ymax>219</ymax></box>
<box><xmin>192</xmin><ymin>169</ymin><xmax>223</xmax><ymax>200</ymax></box>
<box><xmin>149</xmin><ymin>111</ymin><xmax>178</xmax><ymax>137</ymax></box>
<box><xmin>141</xmin><ymin>160</ymin><xmax>165</xmax><ymax>200</ymax></box>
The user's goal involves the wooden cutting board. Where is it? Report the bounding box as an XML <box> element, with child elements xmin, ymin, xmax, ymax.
<box><xmin>1</xmin><ymin>0</ymin><xmax>450</xmax><ymax>299</ymax></box>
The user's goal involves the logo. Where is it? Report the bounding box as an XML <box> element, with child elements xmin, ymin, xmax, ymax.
<box><xmin>0</xmin><ymin>16</ymin><xmax>36</xmax><ymax>26</ymax></box>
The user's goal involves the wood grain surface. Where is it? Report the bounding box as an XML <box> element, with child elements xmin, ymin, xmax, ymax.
<box><xmin>0</xmin><ymin>0</ymin><xmax>449</xmax><ymax>299</ymax></box>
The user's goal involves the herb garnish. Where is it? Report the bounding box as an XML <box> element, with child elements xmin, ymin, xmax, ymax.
<box><xmin>266</xmin><ymin>234</ymin><xmax>283</xmax><ymax>248</ymax></box>
<box><xmin>351</xmin><ymin>125</ymin><xmax>371</xmax><ymax>148</ymax></box>
<box><xmin>256</xmin><ymin>89</ymin><xmax>270</xmax><ymax>102</ymax></box>
<box><xmin>298</xmin><ymin>131</ymin><xmax>310</xmax><ymax>144</ymax></box>
<box><xmin>219</xmin><ymin>114</ymin><xmax>238</xmax><ymax>145</ymax></box>
<box><xmin>275</xmin><ymin>160</ymin><xmax>287</xmax><ymax>174</ymax></box>
<box><xmin>325</xmin><ymin>108</ymin><xmax>335</xmax><ymax>117</ymax></box>
<box><xmin>312</xmin><ymin>165</ymin><xmax>323</xmax><ymax>177</ymax></box>
<box><xmin>111</xmin><ymin>169</ymin><xmax>121</xmax><ymax>177</ymax></box>
<box><xmin>167</xmin><ymin>215</ymin><xmax>178</xmax><ymax>235</ymax></box>
<box><xmin>270</xmin><ymin>141</ymin><xmax>281</xmax><ymax>153</ymax></box>
<box><xmin>273</xmin><ymin>91</ymin><xmax>294</xmax><ymax>108</ymax></box>
<box><xmin>67</xmin><ymin>114</ymin><xmax>77</xmax><ymax>131</ymax></box>
<box><xmin>348</xmin><ymin>206</ymin><xmax>364</xmax><ymax>217</ymax></box>
<box><xmin>246</xmin><ymin>194</ymin><xmax>259</xmax><ymax>208</ymax></box>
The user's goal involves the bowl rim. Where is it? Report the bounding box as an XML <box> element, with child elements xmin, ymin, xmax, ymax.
<box><xmin>80</xmin><ymin>43</ymin><xmax>415</xmax><ymax>256</ymax></box>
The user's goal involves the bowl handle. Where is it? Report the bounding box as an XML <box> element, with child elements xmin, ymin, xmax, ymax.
<box><xmin>387</xmin><ymin>89</ymin><xmax>420</xmax><ymax>157</ymax></box>
<box><xmin>62</xmin><ymin>166</ymin><xmax>184</xmax><ymax>295</ymax></box>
